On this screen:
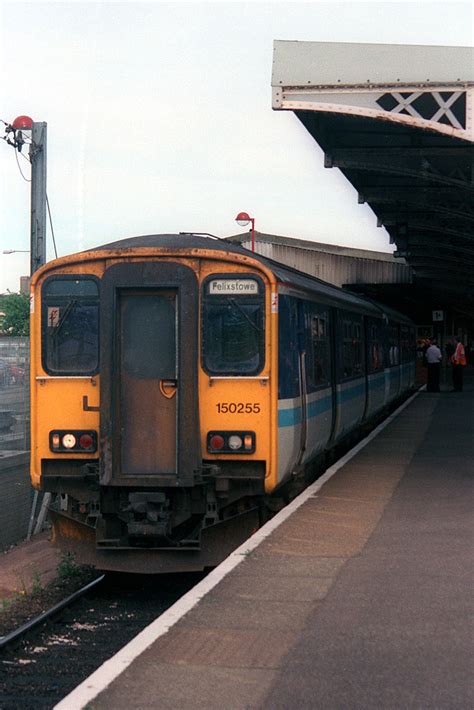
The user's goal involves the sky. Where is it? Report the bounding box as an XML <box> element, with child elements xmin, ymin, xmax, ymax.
<box><xmin>0</xmin><ymin>0</ymin><xmax>472</xmax><ymax>293</ymax></box>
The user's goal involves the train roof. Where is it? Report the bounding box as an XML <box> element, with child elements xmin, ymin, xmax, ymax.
<box><xmin>86</xmin><ymin>234</ymin><xmax>413</xmax><ymax>324</ymax></box>
<box><xmin>89</xmin><ymin>233</ymin><xmax>245</xmax><ymax>255</ymax></box>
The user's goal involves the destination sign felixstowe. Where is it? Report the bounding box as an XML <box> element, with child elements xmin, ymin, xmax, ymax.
<box><xmin>209</xmin><ymin>279</ymin><xmax>259</xmax><ymax>295</ymax></box>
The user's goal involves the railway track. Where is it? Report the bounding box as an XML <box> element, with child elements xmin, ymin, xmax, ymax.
<box><xmin>0</xmin><ymin>571</ymin><xmax>205</xmax><ymax>709</ymax></box>
<box><xmin>0</xmin><ymin>576</ymin><xmax>105</xmax><ymax>652</ymax></box>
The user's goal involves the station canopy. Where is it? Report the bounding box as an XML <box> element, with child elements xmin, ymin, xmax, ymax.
<box><xmin>272</xmin><ymin>41</ymin><xmax>474</xmax><ymax>319</ymax></box>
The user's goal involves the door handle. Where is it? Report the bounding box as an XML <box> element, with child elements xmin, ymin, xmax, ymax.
<box><xmin>160</xmin><ymin>379</ymin><xmax>177</xmax><ymax>399</ymax></box>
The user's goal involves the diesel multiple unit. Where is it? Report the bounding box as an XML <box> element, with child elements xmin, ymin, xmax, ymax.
<box><xmin>30</xmin><ymin>234</ymin><xmax>416</xmax><ymax>573</ymax></box>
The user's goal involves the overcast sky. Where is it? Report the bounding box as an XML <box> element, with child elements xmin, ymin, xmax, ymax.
<box><xmin>0</xmin><ymin>1</ymin><xmax>472</xmax><ymax>293</ymax></box>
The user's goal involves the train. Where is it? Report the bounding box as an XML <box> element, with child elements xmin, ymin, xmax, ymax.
<box><xmin>29</xmin><ymin>234</ymin><xmax>416</xmax><ymax>573</ymax></box>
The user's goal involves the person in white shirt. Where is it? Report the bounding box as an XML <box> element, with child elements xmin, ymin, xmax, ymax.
<box><xmin>425</xmin><ymin>338</ymin><xmax>442</xmax><ymax>392</ymax></box>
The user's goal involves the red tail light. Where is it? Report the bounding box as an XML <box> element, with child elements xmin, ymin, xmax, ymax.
<box><xmin>79</xmin><ymin>433</ymin><xmax>94</xmax><ymax>449</ymax></box>
<box><xmin>209</xmin><ymin>434</ymin><xmax>225</xmax><ymax>450</ymax></box>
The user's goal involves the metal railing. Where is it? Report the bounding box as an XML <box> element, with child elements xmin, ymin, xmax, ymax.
<box><xmin>0</xmin><ymin>336</ymin><xmax>33</xmax><ymax>549</ymax></box>
<box><xmin>0</xmin><ymin>336</ymin><xmax>30</xmax><ymax>452</ymax></box>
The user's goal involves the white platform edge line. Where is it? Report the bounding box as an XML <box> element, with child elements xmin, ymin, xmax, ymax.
<box><xmin>55</xmin><ymin>387</ymin><xmax>422</xmax><ymax>710</ymax></box>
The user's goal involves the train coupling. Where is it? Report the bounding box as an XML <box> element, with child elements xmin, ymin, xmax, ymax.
<box><xmin>122</xmin><ymin>492</ymin><xmax>171</xmax><ymax>539</ymax></box>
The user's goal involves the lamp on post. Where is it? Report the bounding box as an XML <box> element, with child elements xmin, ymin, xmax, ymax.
<box><xmin>9</xmin><ymin>115</ymin><xmax>47</xmax><ymax>276</ymax></box>
<box><xmin>235</xmin><ymin>212</ymin><xmax>256</xmax><ymax>253</ymax></box>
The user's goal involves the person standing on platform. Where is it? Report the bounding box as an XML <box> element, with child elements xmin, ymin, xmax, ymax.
<box><xmin>451</xmin><ymin>337</ymin><xmax>466</xmax><ymax>392</ymax></box>
<box><xmin>425</xmin><ymin>339</ymin><xmax>442</xmax><ymax>392</ymax></box>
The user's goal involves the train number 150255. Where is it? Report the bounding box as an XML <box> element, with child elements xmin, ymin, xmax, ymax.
<box><xmin>216</xmin><ymin>402</ymin><xmax>261</xmax><ymax>414</ymax></box>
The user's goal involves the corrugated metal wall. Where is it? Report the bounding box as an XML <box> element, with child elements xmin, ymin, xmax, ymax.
<box><xmin>238</xmin><ymin>239</ymin><xmax>412</xmax><ymax>287</ymax></box>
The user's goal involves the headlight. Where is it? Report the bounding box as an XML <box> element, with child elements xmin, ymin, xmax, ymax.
<box><xmin>228</xmin><ymin>435</ymin><xmax>243</xmax><ymax>450</ymax></box>
<box><xmin>62</xmin><ymin>434</ymin><xmax>77</xmax><ymax>449</ymax></box>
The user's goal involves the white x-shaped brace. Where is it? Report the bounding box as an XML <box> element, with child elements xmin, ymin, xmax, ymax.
<box><xmin>387</xmin><ymin>92</ymin><xmax>464</xmax><ymax>130</ymax></box>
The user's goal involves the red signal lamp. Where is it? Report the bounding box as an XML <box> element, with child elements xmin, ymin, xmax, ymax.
<box><xmin>12</xmin><ymin>115</ymin><xmax>33</xmax><ymax>130</ymax></box>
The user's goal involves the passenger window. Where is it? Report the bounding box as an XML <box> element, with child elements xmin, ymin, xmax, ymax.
<box><xmin>342</xmin><ymin>317</ymin><xmax>363</xmax><ymax>378</ymax></box>
<box><xmin>388</xmin><ymin>324</ymin><xmax>400</xmax><ymax>366</ymax></box>
<box><xmin>307</xmin><ymin>306</ymin><xmax>330</xmax><ymax>389</ymax></box>
<box><xmin>369</xmin><ymin>321</ymin><xmax>384</xmax><ymax>372</ymax></box>
<box><xmin>278</xmin><ymin>295</ymin><xmax>300</xmax><ymax>399</ymax></box>
<box><xmin>401</xmin><ymin>326</ymin><xmax>415</xmax><ymax>363</ymax></box>
<box><xmin>202</xmin><ymin>276</ymin><xmax>264</xmax><ymax>375</ymax></box>
<box><xmin>42</xmin><ymin>277</ymin><xmax>99</xmax><ymax>374</ymax></box>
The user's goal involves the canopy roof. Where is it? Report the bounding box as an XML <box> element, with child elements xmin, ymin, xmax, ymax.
<box><xmin>272</xmin><ymin>41</ymin><xmax>474</xmax><ymax>318</ymax></box>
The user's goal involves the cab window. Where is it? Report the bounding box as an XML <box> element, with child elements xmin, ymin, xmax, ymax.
<box><xmin>202</xmin><ymin>276</ymin><xmax>264</xmax><ymax>375</ymax></box>
<box><xmin>42</xmin><ymin>277</ymin><xmax>99</xmax><ymax>374</ymax></box>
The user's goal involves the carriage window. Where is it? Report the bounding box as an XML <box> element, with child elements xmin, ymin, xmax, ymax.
<box><xmin>401</xmin><ymin>326</ymin><xmax>415</xmax><ymax>363</ymax></box>
<box><xmin>388</xmin><ymin>324</ymin><xmax>400</xmax><ymax>366</ymax></box>
<box><xmin>368</xmin><ymin>321</ymin><xmax>384</xmax><ymax>372</ymax></box>
<box><xmin>42</xmin><ymin>277</ymin><xmax>99</xmax><ymax>374</ymax></box>
<box><xmin>202</xmin><ymin>277</ymin><xmax>264</xmax><ymax>375</ymax></box>
<box><xmin>307</xmin><ymin>305</ymin><xmax>330</xmax><ymax>388</ymax></box>
<box><xmin>342</xmin><ymin>317</ymin><xmax>363</xmax><ymax>378</ymax></box>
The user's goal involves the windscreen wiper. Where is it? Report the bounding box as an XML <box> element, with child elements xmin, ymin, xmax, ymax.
<box><xmin>226</xmin><ymin>298</ymin><xmax>262</xmax><ymax>333</ymax></box>
<box><xmin>50</xmin><ymin>300</ymin><xmax>77</xmax><ymax>337</ymax></box>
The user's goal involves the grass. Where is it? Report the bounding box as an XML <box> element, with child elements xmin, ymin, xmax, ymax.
<box><xmin>56</xmin><ymin>552</ymin><xmax>82</xmax><ymax>579</ymax></box>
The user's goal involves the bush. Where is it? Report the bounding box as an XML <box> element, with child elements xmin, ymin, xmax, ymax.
<box><xmin>0</xmin><ymin>293</ymin><xmax>29</xmax><ymax>336</ymax></box>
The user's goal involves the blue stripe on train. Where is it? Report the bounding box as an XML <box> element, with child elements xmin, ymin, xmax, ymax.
<box><xmin>277</xmin><ymin>372</ymin><xmax>408</xmax><ymax>428</ymax></box>
<box><xmin>279</xmin><ymin>382</ymin><xmax>364</xmax><ymax>428</ymax></box>
<box><xmin>278</xmin><ymin>399</ymin><xmax>332</xmax><ymax>427</ymax></box>
<box><xmin>278</xmin><ymin>407</ymin><xmax>304</xmax><ymax>428</ymax></box>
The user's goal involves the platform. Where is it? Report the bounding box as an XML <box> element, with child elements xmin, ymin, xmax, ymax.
<box><xmin>52</xmin><ymin>370</ymin><xmax>473</xmax><ymax>708</ymax></box>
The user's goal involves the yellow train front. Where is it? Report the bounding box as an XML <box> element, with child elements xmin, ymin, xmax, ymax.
<box><xmin>31</xmin><ymin>233</ymin><xmax>416</xmax><ymax>573</ymax></box>
<box><xmin>30</xmin><ymin>234</ymin><xmax>278</xmax><ymax>573</ymax></box>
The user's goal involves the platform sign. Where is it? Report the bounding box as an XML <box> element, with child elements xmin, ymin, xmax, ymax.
<box><xmin>432</xmin><ymin>310</ymin><xmax>444</xmax><ymax>322</ymax></box>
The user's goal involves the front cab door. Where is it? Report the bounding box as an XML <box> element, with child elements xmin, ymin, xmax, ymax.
<box><xmin>100</xmin><ymin>261</ymin><xmax>200</xmax><ymax>488</ymax></box>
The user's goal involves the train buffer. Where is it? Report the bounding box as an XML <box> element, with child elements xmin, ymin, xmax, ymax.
<box><xmin>55</xmin><ymin>369</ymin><xmax>474</xmax><ymax>708</ymax></box>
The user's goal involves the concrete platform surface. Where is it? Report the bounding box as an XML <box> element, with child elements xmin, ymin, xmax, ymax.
<box><xmin>54</xmin><ymin>373</ymin><xmax>474</xmax><ymax>710</ymax></box>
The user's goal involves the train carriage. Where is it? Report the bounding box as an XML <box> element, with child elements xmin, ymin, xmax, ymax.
<box><xmin>29</xmin><ymin>234</ymin><xmax>416</xmax><ymax>573</ymax></box>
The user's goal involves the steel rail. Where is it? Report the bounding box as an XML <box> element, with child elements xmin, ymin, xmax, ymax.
<box><xmin>0</xmin><ymin>575</ymin><xmax>105</xmax><ymax>651</ymax></box>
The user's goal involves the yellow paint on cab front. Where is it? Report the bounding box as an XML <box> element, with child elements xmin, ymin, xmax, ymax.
<box><xmin>30</xmin><ymin>248</ymin><xmax>279</xmax><ymax>493</ymax></box>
